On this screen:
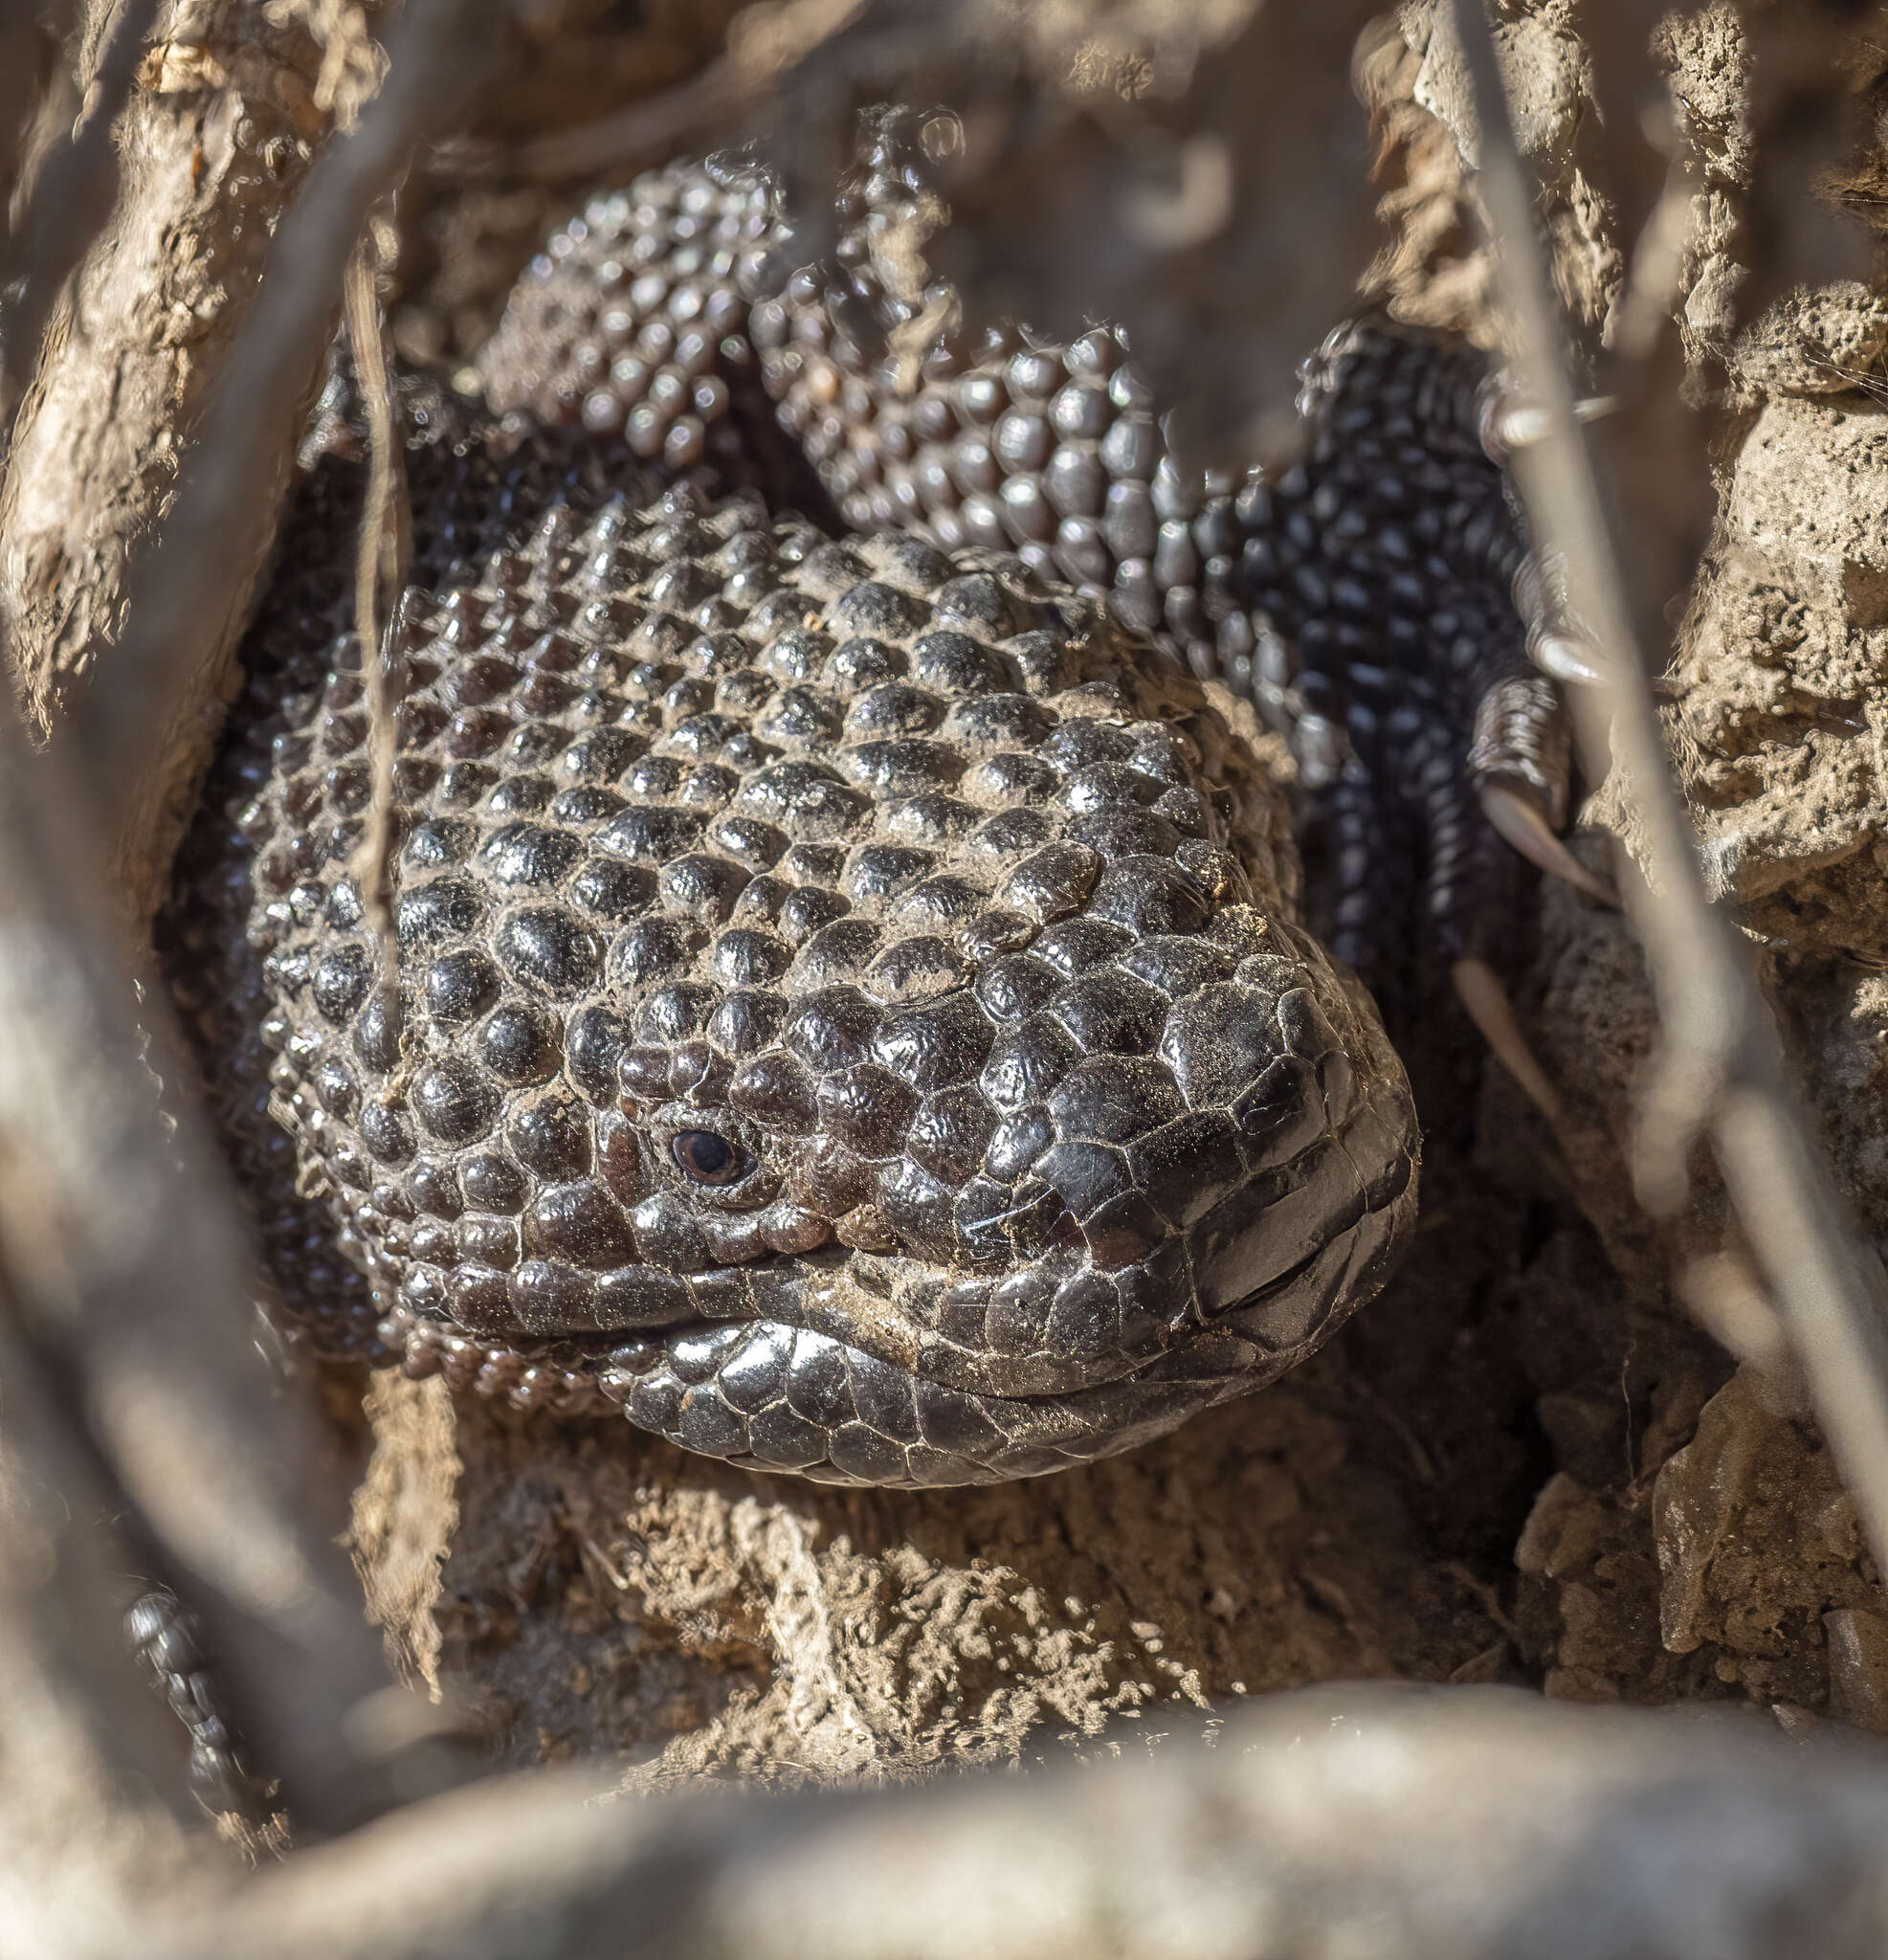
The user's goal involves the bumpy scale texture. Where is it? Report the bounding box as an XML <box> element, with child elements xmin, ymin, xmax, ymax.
<box><xmin>164</xmin><ymin>403</ymin><xmax>1418</xmax><ymax>1487</ymax></box>
<box><xmin>478</xmin><ymin>112</ymin><xmax>1568</xmax><ymax>979</ymax></box>
<box><xmin>125</xmin><ymin>1587</ymin><xmax>268</xmax><ymax>1817</ymax></box>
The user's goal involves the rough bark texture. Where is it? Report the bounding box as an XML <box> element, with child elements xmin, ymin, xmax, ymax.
<box><xmin>1</xmin><ymin>1</ymin><xmax>326</xmax><ymax>746</ymax></box>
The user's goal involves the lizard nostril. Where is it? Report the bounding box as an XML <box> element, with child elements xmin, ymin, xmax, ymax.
<box><xmin>671</xmin><ymin>1128</ymin><xmax>750</xmax><ymax>1186</ymax></box>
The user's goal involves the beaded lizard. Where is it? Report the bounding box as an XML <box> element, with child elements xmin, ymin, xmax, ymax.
<box><xmin>161</xmin><ymin>110</ymin><xmax>1585</xmax><ymax>1490</ymax></box>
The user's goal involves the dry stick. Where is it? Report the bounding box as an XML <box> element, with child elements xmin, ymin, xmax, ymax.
<box><xmin>0</xmin><ymin>676</ymin><xmax>455</xmax><ymax>1833</ymax></box>
<box><xmin>1444</xmin><ymin>0</ymin><xmax>1888</xmax><ymax>1576</ymax></box>
<box><xmin>512</xmin><ymin>50</ymin><xmax>743</xmax><ymax>182</ymax></box>
<box><xmin>143</xmin><ymin>1686</ymin><xmax>1888</xmax><ymax>1960</ymax></box>
<box><xmin>72</xmin><ymin>0</ymin><xmax>494</xmax><ymax>868</ymax></box>
<box><xmin>342</xmin><ymin>239</ymin><xmax>409</xmax><ymax>977</ymax></box>
<box><xmin>0</xmin><ymin>1</ymin><xmax>69</xmax><ymax>276</ymax></box>
<box><xmin>0</xmin><ymin>0</ymin><xmax>164</xmax><ymax>434</ymax></box>
<box><xmin>2</xmin><ymin>0</ymin><xmax>495</xmax><ymax>1829</ymax></box>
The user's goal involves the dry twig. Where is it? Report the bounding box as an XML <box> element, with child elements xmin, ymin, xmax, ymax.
<box><xmin>0</xmin><ymin>1275</ymin><xmax>196</xmax><ymax>1816</ymax></box>
<box><xmin>0</xmin><ymin>0</ymin><xmax>499</xmax><ymax>1838</ymax></box>
<box><xmin>0</xmin><ymin>677</ymin><xmax>454</xmax><ymax>1831</ymax></box>
<box><xmin>341</xmin><ymin>235</ymin><xmax>409</xmax><ymax>974</ymax></box>
<box><xmin>510</xmin><ymin>0</ymin><xmax>866</xmax><ymax>182</ymax></box>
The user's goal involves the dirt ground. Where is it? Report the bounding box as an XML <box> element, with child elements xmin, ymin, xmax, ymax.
<box><xmin>324</xmin><ymin>1</ymin><xmax>1888</xmax><ymax>1787</ymax></box>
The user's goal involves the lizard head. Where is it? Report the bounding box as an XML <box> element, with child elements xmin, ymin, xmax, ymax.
<box><xmin>237</xmin><ymin>479</ymin><xmax>1418</xmax><ymax>1484</ymax></box>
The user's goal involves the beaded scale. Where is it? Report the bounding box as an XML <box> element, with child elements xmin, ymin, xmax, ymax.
<box><xmin>478</xmin><ymin>109</ymin><xmax>1572</xmax><ymax>985</ymax></box>
<box><xmin>160</xmin><ymin>110</ymin><xmax>1578</xmax><ymax>1489</ymax></box>
<box><xmin>148</xmin><ymin>103</ymin><xmax>1590</xmax><ymax>1815</ymax></box>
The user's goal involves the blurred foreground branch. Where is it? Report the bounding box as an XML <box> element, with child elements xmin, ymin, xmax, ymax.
<box><xmin>138</xmin><ymin>1685</ymin><xmax>1888</xmax><ymax>1960</ymax></box>
<box><xmin>0</xmin><ymin>0</ymin><xmax>492</xmax><ymax>1838</ymax></box>
<box><xmin>0</xmin><ymin>673</ymin><xmax>461</xmax><ymax>1834</ymax></box>
<box><xmin>0</xmin><ymin>0</ymin><xmax>164</xmax><ymax>431</ymax></box>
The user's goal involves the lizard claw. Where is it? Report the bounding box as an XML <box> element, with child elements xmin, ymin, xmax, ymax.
<box><xmin>1482</xmin><ymin>390</ymin><xmax>1619</xmax><ymax>462</ymax></box>
<box><xmin>1528</xmin><ymin>629</ymin><xmax>1607</xmax><ymax>687</ymax></box>
<box><xmin>1480</xmin><ymin>782</ymin><xmax>1617</xmax><ymax>906</ymax></box>
<box><xmin>1452</xmin><ymin>956</ymin><xmax>1561</xmax><ymax>1121</ymax></box>
<box><xmin>1509</xmin><ymin>551</ymin><xmax>1605</xmax><ymax>688</ymax></box>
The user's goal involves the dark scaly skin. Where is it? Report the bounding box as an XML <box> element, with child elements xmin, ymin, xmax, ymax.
<box><xmin>158</xmin><ymin>111</ymin><xmax>1585</xmax><ymax>1497</ymax></box>
<box><xmin>478</xmin><ymin>110</ymin><xmax>1570</xmax><ymax>984</ymax></box>
<box><xmin>124</xmin><ymin>1587</ymin><xmax>270</xmax><ymax>1818</ymax></box>
<box><xmin>163</xmin><ymin>408</ymin><xmax>1417</xmax><ymax>1485</ymax></box>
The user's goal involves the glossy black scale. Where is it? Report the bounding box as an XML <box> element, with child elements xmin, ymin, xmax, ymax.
<box><xmin>480</xmin><ymin>107</ymin><xmax>1567</xmax><ymax>1009</ymax></box>
<box><xmin>158</xmin><ymin>99</ymin><xmax>1590</xmax><ymax>1509</ymax></box>
<box><xmin>162</xmin><ymin>393</ymin><xmax>1420</xmax><ymax>1490</ymax></box>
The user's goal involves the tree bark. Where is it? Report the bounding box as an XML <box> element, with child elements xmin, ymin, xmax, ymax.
<box><xmin>2</xmin><ymin>0</ymin><xmax>326</xmax><ymax>739</ymax></box>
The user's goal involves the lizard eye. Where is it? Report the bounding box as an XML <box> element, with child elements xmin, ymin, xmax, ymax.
<box><xmin>671</xmin><ymin>1128</ymin><xmax>749</xmax><ymax>1187</ymax></box>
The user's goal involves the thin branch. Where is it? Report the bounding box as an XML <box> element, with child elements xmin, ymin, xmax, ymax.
<box><xmin>0</xmin><ymin>1283</ymin><xmax>198</xmax><ymax>1820</ymax></box>
<box><xmin>1445</xmin><ymin>0</ymin><xmax>1888</xmax><ymax>1578</ymax></box>
<box><xmin>68</xmin><ymin>0</ymin><xmax>496</xmax><ymax>898</ymax></box>
<box><xmin>511</xmin><ymin>51</ymin><xmax>744</xmax><ymax>182</ymax></box>
<box><xmin>0</xmin><ymin>0</ymin><xmax>510</xmax><ymax>1834</ymax></box>
<box><xmin>510</xmin><ymin>0</ymin><xmax>865</xmax><ymax>181</ymax></box>
<box><xmin>342</xmin><ymin>237</ymin><xmax>408</xmax><ymax>977</ymax></box>
<box><xmin>0</xmin><ymin>674</ymin><xmax>464</xmax><ymax>1832</ymax></box>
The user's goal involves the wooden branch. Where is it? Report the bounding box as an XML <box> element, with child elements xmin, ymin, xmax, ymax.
<box><xmin>0</xmin><ymin>679</ymin><xmax>462</xmax><ymax>1832</ymax></box>
<box><xmin>57</xmin><ymin>0</ymin><xmax>496</xmax><ymax>917</ymax></box>
<box><xmin>144</xmin><ymin>1685</ymin><xmax>1888</xmax><ymax>1959</ymax></box>
<box><xmin>0</xmin><ymin>1496</ymin><xmax>209</xmax><ymax>1954</ymax></box>
<box><xmin>0</xmin><ymin>0</ymin><xmax>488</xmax><ymax>1835</ymax></box>
<box><xmin>1</xmin><ymin>0</ymin><xmax>327</xmax><ymax>768</ymax></box>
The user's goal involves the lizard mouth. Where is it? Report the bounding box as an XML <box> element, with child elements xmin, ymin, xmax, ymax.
<box><xmin>389</xmin><ymin>1079</ymin><xmax>1416</xmax><ymax>1486</ymax></box>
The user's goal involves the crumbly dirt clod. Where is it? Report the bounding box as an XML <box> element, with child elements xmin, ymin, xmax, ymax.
<box><xmin>371</xmin><ymin>1127</ymin><xmax>1548</xmax><ymax>1783</ymax></box>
